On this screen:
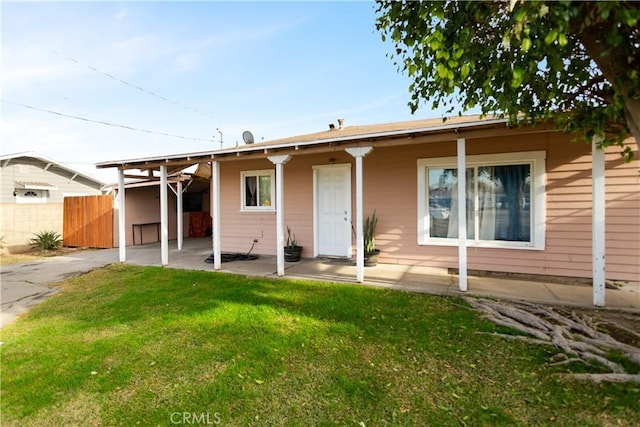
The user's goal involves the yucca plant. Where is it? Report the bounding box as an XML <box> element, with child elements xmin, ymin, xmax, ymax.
<box><xmin>363</xmin><ymin>210</ymin><xmax>378</xmax><ymax>255</ymax></box>
<box><xmin>285</xmin><ymin>226</ymin><xmax>299</xmax><ymax>249</ymax></box>
<box><xmin>284</xmin><ymin>226</ymin><xmax>303</xmax><ymax>262</ymax></box>
<box><xmin>29</xmin><ymin>230</ymin><xmax>62</xmax><ymax>251</ymax></box>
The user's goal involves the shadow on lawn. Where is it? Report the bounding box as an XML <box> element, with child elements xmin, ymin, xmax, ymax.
<box><xmin>39</xmin><ymin>265</ymin><xmax>483</xmax><ymax>347</ymax></box>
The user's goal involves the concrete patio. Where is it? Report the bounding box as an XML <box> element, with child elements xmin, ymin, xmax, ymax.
<box><xmin>123</xmin><ymin>238</ymin><xmax>640</xmax><ymax>312</ymax></box>
<box><xmin>2</xmin><ymin>237</ymin><xmax>638</xmax><ymax>329</ymax></box>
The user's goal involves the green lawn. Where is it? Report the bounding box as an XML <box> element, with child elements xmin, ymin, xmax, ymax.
<box><xmin>1</xmin><ymin>264</ymin><xmax>638</xmax><ymax>426</ymax></box>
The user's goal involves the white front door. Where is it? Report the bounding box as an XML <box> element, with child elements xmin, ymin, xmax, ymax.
<box><xmin>314</xmin><ymin>164</ymin><xmax>352</xmax><ymax>257</ymax></box>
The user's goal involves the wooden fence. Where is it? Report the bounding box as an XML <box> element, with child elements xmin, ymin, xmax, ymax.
<box><xmin>63</xmin><ymin>195</ymin><xmax>113</xmax><ymax>248</ymax></box>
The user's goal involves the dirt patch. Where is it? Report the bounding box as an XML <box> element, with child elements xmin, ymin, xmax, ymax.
<box><xmin>567</xmin><ymin>308</ymin><xmax>640</xmax><ymax>347</ymax></box>
<box><xmin>0</xmin><ymin>247</ymin><xmax>94</xmax><ymax>266</ymax></box>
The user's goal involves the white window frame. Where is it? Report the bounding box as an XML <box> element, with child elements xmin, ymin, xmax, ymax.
<box><xmin>240</xmin><ymin>169</ymin><xmax>275</xmax><ymax>212</ymax></box>
<box><xmin>417</xmin><ymin>151</ymin><xmax>546</xmax><ymax>250</ymax></box>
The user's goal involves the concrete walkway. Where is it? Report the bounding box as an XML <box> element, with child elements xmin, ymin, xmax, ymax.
<box><xmin>2</xmin><ymin>238</ymin><xmax>638</xmax><ymax>328</ymax></box>
<box><xmin>1</xmin><ymin>249</ymin><xmax>118</xmax><ymax>327</ymax></box>
<box><xmin>121</xmin><ymin>239</ymin><xmax>639</xmax><ymax>312</ymax></box>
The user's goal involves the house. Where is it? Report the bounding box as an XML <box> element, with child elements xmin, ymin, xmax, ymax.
<box><xmin>96</xmin><ymin>116</ymin><xmax>639</xmax><ymax>306</ymax></box>
<box><xmin>0</xmin><ymin>152</ymin><xmax>105</xmax><ymax>253</ymax></box>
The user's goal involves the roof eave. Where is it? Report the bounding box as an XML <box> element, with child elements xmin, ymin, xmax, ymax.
<box><xmin>96</xmin><ymin>117</ymin><xmax>510</xmax><ymax>169</ymax></box>
<box><xmin>1</xmin><ymin>151</ymin><xmax>106</xmax><ymax>186</ymax></box>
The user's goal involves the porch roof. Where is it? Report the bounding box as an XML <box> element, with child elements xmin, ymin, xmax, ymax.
<box><xmin>96</xmin><ymin>115</ymin><xmax>516</xmax><ymax>171</ymax></box>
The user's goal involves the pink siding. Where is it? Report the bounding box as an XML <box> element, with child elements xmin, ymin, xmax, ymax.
<box><xmin>113</xmin><ymin>186</ymin><xmax>179</xmax><ymax>247</ymax></box>
<box><xmin>218</xmin><ymin>159</ymin><xmax>277</xmax><ymax>255</ymax></box>
<box><xmin>358</xmin><ymin>133</ymin><xmax>638</xmax><ymax>281</ymax></box>
<box><xmin>211</xmin><ymin>131</ymin><xmax>639</xmax><ymax>282</ymax></box>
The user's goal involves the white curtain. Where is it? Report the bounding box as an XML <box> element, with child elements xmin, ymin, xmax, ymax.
<box><xmin>447</xmin><ymin>169</ymin><xmax>474</xmax><ymax>239</ymax></box>
<box><xmin>433</xmin><ymin>164</ymin><xmax>529</xmax><ymax>242</ymax></box>
<box><xmin>478</xmin><ymin>167</ymin><xmax>498</xmax><ymax>240</ymax></box>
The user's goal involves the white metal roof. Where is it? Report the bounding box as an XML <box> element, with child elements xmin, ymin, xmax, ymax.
<box><xmin>1</xmin><ymin>151</ymin><xmax>106</xmax><ymax>186</ymax></box>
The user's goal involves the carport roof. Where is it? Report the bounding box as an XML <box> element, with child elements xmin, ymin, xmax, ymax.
<box><xmin>95</xmin><ymin>115</ymin><xmax>518</xmax><ymax>171</ymax></box>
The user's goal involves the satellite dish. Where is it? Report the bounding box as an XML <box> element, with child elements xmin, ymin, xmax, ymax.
<box><xmin>242</xmin><ymin>130</ymin><xmax>255</xmax><ymax>144</ymax></box>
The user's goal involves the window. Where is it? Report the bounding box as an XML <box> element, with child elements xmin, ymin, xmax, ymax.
<box><xmin>15</xmin><ymin>189</ymin><xmax>49</xmax><ymax>204</ymax></box>
<box><xmin>417</xmin><ymin>151</ymin><xmax>545</xmax><ymax>249</ymax></box>
<box><xmin>241</xmin><ymin>170</ymin><xmax>275</xmax><ymax>211</ymax></box>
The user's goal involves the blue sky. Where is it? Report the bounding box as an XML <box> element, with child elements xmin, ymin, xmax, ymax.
<box><xmin>1</xmin><ymin>1</ymin><xmax>449</xmax><ymax>183</ymax></box>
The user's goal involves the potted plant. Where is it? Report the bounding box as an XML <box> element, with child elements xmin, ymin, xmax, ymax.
<box><xmin>363</xmin><ymin>210</ymin><xmax>380</xmax><ymax>267</ymax></box>
<box><xmin>284</xmin><ymin>226</ymin><xmax>303</xmax><ymax>262</ymax></box>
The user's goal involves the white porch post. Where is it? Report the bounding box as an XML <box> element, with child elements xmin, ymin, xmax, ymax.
<box><xmin>268</xmin><ymin>155</ymin><xmax>292</xmax><ymax>277</ymax></box>
<box><xmin>160</xmin><ymin>165</ymin><xmax>169</xmax><ymax>266</ymax></box>
<box><xmin>592</xmin><ymin>136</ymin><xmax>606</xmax><ymax>307</ymax></box>
<box><xmin>177</xmin><ymin>180</ymin><xmax>183</xmax><ymax>251</ymax></box>
<box><xmin>118</xmin><ymin>168</ymin><xmax>126</xmax><ymax>262</ymax></box>
<box><xmin>211</xmin><ymin>161</ymin><xmax>221</xmax><ymax>270</ymax></box>
<box><xmin>346</xmin><ymin>147</ymin><xmax>373</xmax><ymax>283</ymax></box>
<box><xmin>457</xmin><ymin>137</ymin><xmax>468</xmax><ymax>292</ymax></box>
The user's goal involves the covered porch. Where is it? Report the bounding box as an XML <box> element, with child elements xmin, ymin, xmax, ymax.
<box><xmin>121</xmin><ymin>238</ymin><xmax>639</xmax><ymax>311</ymax></box>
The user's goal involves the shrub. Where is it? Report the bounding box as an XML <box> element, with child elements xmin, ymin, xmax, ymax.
<box><xmin>29</xmin><ymin>230</ymin><xmax>62</xmax><ymax>251</ymax></box>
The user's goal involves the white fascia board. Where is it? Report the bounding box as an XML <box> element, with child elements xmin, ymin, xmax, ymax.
<box><xmin>96</xmin><ymin>118</ymin><xmax>510</xmax><ymax>169</ymax></box>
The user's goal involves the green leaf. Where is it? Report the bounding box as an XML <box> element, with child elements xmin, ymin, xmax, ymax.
<box><xmin>544</xmin><ymin>30</ymin><xmax>558</xmax><ymax>45</ymax></box>
<box><xmin>502</xmin><ymin>33</ymin><xmax>511</xmax><ymax>49</ymax></box>
<box><xmin>512</xmin><ymin>68</ymin><xmax>524</xmax><ymax>87</ymax></box>
<box><xmin>539</xmin><ymin>4</ymin><xmax>549</xmax><ymax>17</ymax></box>
<box><xmin>391</xmin><ymin>27</ymin><xmax>400</xmax><ymax>42</ymax></box>
<box><xmin>521</xmin><ymin>37</ymin><xmax>532</xmax><ymax>51</ymax></box>
<box><xmin>558</xmin><ymin>33</ymin><xmax>568</xmax><ymax>46</ymax></box>
<box><xmin>461</xmin><ymin>63</ymin><xmax>470</xmax><ymax>78</ymax></box>
<box><xmin>436</xmin><ymin>64</ymin><xmax>449</xmax><ymax>79</ymax></box>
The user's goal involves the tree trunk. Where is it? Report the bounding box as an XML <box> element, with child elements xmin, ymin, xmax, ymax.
<box><xmin>624</xmin><ymin>99</ymin><xmax>640</xmax><ymax>152</ymax></box>
<box><xmin>574</xmin><ymin>2</ymin><xmax>640</xmax><ymax>152</ymax></box>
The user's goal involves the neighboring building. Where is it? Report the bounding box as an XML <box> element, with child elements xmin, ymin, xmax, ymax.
<box><xmin>0</xmin><ymin>152</ymin><xmax>105</xmax><ymax>253</ymax></box>
<box><xmin>97</xmin><ymin>116</ymin><xmax>640</xmax><ymax>287</ymax></box>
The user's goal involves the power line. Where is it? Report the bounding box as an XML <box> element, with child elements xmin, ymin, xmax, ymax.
<box><xmin>47</xmin><ymin>46</ymin><xmax>217</xmax><ymax>121</ymax></box>
<box><xmin>2</xmin><ymin>99</ymin><xmax>212</xmax><ymax>142</ymax></box>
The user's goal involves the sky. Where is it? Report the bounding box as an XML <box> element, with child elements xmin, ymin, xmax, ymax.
<box><xmin>1</xmin><ymin>1</ymin><xmax>452</xmax><ymax>184</ymax></box>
